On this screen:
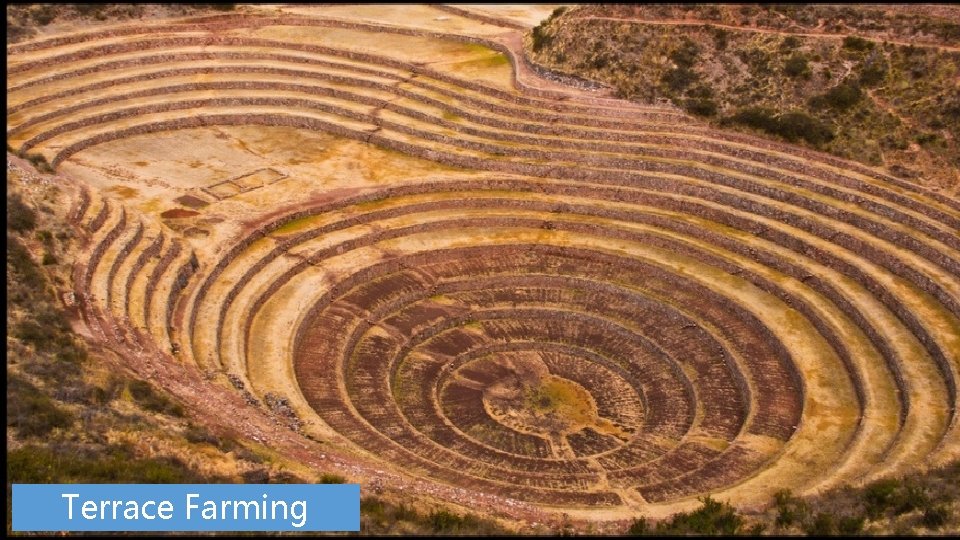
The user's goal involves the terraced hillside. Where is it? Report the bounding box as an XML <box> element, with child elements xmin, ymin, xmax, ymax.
<box><xmin>6</xmin><ymin>4</ymin><xmax>960</xmax><ymax>524</ymax></box>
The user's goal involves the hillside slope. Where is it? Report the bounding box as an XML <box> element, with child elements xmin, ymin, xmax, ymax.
<box><xmin>526</xmin><ymin>4</ymin><xmax>959</xmax><ymax>194</ymax></box>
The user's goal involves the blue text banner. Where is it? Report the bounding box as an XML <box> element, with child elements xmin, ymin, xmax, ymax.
<box><xmin>12</xmin><ymin>484</ymin><xmax>360</xmax><ymax>532</ymax></box>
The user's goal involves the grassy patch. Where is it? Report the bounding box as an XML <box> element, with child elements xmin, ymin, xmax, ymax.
<box><xmin>7</xmin><ymin>443</ymin><xmax>222</xmax><ymax>484</ymax></box>
<box><xmin>359</xmin><ymin>497</ymin><xmax>510</xmax><ymax>535</ymax></box>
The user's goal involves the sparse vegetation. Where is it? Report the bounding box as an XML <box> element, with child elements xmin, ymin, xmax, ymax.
<box><xmin>359</xmin><ymin>497</ymin><xmax>510</xmax><ymax>535</ymax></box>
<box><xmin>629</xmin><ymin>496</ymin><xmax>751</xmax><ymax>535</ymax></box>
<box><xmin>7</xmin><ymin>443</ymin><xmax>221</xmax><ymax>484</ymax></box>
<box><xmin>7</xmin><ymin>235</ymin><xmax>45</xmax><ymax>300</ymax></box>
<box><xmin>7</xmin><ymin>375</ymin><xmax>76</xmax><ymax>437</ymax></box>
<box><xmin>526</xmin><ymin>4</ymin><xmax>959</xmax><ymax>187</ymax></box>
<box><xmin>6</xmin><ymin>4</ymin><xmax>248</xmax><ymax>43</ymax></box>
<box><xmin>762</xmin><ymin>465</ymin><xmax>960</xmax><ymax>534</ymax></box>
<box><xmin>625</xmin><ymin>464</ymin><xmax>960</xmax><ymax>535</ymax></box>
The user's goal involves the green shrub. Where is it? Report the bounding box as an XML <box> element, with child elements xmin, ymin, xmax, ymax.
<box><xmin>837</xmin><ymin>514</ymin><xmax>865</xmax><ymax>534</ymax></box>
<box><xmin>669</xmin><ymin>39</ymin><xmax>700</xmax><ymax>68</ymax></box>
<box><xmin>943</xmin><ymin>99</ymin><xmax>960</xmax><ymax>122</ymax></box>
<box><xmin>426</xmin><ymin>509</ymin><xmax>499</xmax><ymax>535</ymax></box>
<box><xmin>915</xmin><ymin>132</ymin><xmax>941</xmax><ymax>147</ymax></box>
<box><xmin>922</xmin><ymin>504</ymin><xmax>950</xmax><ymax>529</ymax></box>
<box><xmin>7</xmin><ymin>375</ymin><xmax>75</xmax><ymax>437</ymax></box>
<box><xmin>774</xmin><ymin>489</ymin><xmax>807</xmax><ymax>529</ymax></box>
<box><xmin>184</xmin><ymin>423</ymin><xmax>221</xmax><ymax>446</ymax></box>
<box><xmin>775</xmin><ymin>111</ymin><xmax>835</xmax><ymax>146</ymax></box>
<box><xmin>74</xmin><ymin>4</ymin><xmax>106</xmax><ymax>16</ymax></box>
<box><xmin>128</xmin><ymin>380</ymin><xmax>185</xmax><ymax>417</ymax></box>
<box><xmin>241</xmin><ymin>469</ymin><xmax>270</xmax><ymax>483</ymax></box>
<box><xmin>687</xmin><ymin>84</ymin><xmax>714</xmax><ymax>99</ymax></box>
<box><xmin>700</xmin><ymin>5</ymin><xmax>721</xmax><ymax>20</ymax></box>
<box><xmin>531</xmin><ymin>24</ymin><xmax>552</xmax><ymax>53</ymax></box>
<box><xmin>860</xmin><ymin>477</ymin><xmax>930</xmax><ymax>520</ymax></box>
<box><xmin>15</xmin><ymin>320</ymin><xmax>48</xmax><ymax>349</ymax></box>
<box><xmin>685</xmin><ymin>98</ymin><xmax>718</xmax><ymax>117</ymax></box>
<box><xmin>34</xmin><ymin>229</ymin><xmax>53</xmax><ymax>244</ymax></box>
<box><xmin>843</xmin><ymin>35</ymin><xmax>874</xmax><ymax>52</ymax></box>
<box><xmin>270</xmin><ymin>471</ymin><xmax>303</xmax><ymax>484</ymax></box>
<box><xmin>784</xmin><ymin>54</ymin><xmax>810</xmax><ymax>78</ymax></box>
<box><xmin>360</xmin><ymin>497</ymin><xmax>387</xmax><ymax>520</ymax></box>
<box><xmin>738</xmin><ymin>47</ymin><xmax>774</xmax><ymax>76</ymax></box>
<box><xmin>358</xmin><ymin>497</ymin><xmax>510</xmax><ymax>535</ymax></box>
<box><xmin>31</xmin><ymin>5</ymin><xmax>56</xmax><ymax>25</ymax></box>
<box><xmin>805</xmin><ymin>512</ymin><xmax>836</xmax><ymax>535</ymax></box>
<box><xmin>662</xmin><ymin>67</ymin><xmax>698</xmax><ymax>93</ymax></box>
<box><xmin>713</xmin><ymin>28</ymin><xmax>729</xmax><ymax>51</ymax></box>
<box><xmin>628</xmin><ymin>516</ymin><xmax>649</xmax><ymax>534</ymax></box>
<box><xmin>183</xmin><ymin>3</ymin><xmax>235</xmax><ymax>12</ymax></box>
<box><xmin>8</xmin><ymin>235</ymin><xmax>44</xmax><ymax>292</ymax></box>
<box><xmin>429</xmin><ymin>509</ymin><xmax>464</xmax><ymax>533</ymax></box>
<box><xmin>36</xmin><ymin>300</ymin><xmax>69</xmax><ymax>330</ymax></box>
<box><xmin>55</xmin><ymin>337</ymin><xmax>87</xmax><ymax>364</ymax></box>
<box><xmin>727</xmin><ymin>106</ymin><xmax>779</xmax><ymax>131</ymax></box>
<box><xmin>7</xmin><ymin>21</ymin><xmax>35</xmax><ymax>42</ymax></box>
<box><xmin>392</xmin><ymin>503</ymin><xmax>419</xmax><ymax>522</ymax></box>
<box><xmin>863</xmin><ymin>478</ymin><xmax>901</xmax><ymax>518</ymax></box>
<box><xmin>530</xmin><ymin>7</ymin><xmax>568</xmax><ymax>54</ymax></box>
<box><xmin>859</xmin><ymin>58</ymin><xmax>888</xmax><ymax>86</ymax></box>
<box><xmin>725</xmin><ymin>107</ymin><xmax>834</xmax><ymax>146</ymax></box>
<box><xmin>781</xmin><ymin>35</ymin><xmax>802</xmax><ymax>50</ymax></box>
<box><xmin>25</xmin><ymin>152</ymin><xmax>53</xmax><ymax>173</ymax></box>
<box><xmin>90</xmin><ymin>376</ymin><xmax>123</xmax><ymax>405</ymax></box>
<box><xmin>319</xmin><ymin>473</ymin><xmax>346</xmax><ymax>484</ymax></box>
<box><xmin>590</xmin><ymin>53</ymin><xmax>609</xmax><ymax>70</ymax></box>
<box><xmin>650</xmin><ymin>496</ymin><xmax>745</xmax><ymax>535</ymax></box>
<box><xmin>810</xmin><ymin>81</ymin><xmax>863</xmax><ymax>111</ymax></box>
<box><xmin>895</xmin><ymin>483</ymin><xmax>929</xmax><ymax>515</ymax></box>
<box><xmin>7</xmin><ymin>194</ymin><xmax>37</xmax><ymax>232</ymax></box>
<box><xmin>18</xmin><ymin>304</ymin><xmax>75</xmax><ymax>356</ymax></box>
<box><xmin>42</xmin><ymin>252</ymin><xmax>57</xmax><ymax>265</ymax></box>
<box><xmin>881</xmin><ymin>134</ymin><xmax>909</xmax><ymax>150</ymax></box>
